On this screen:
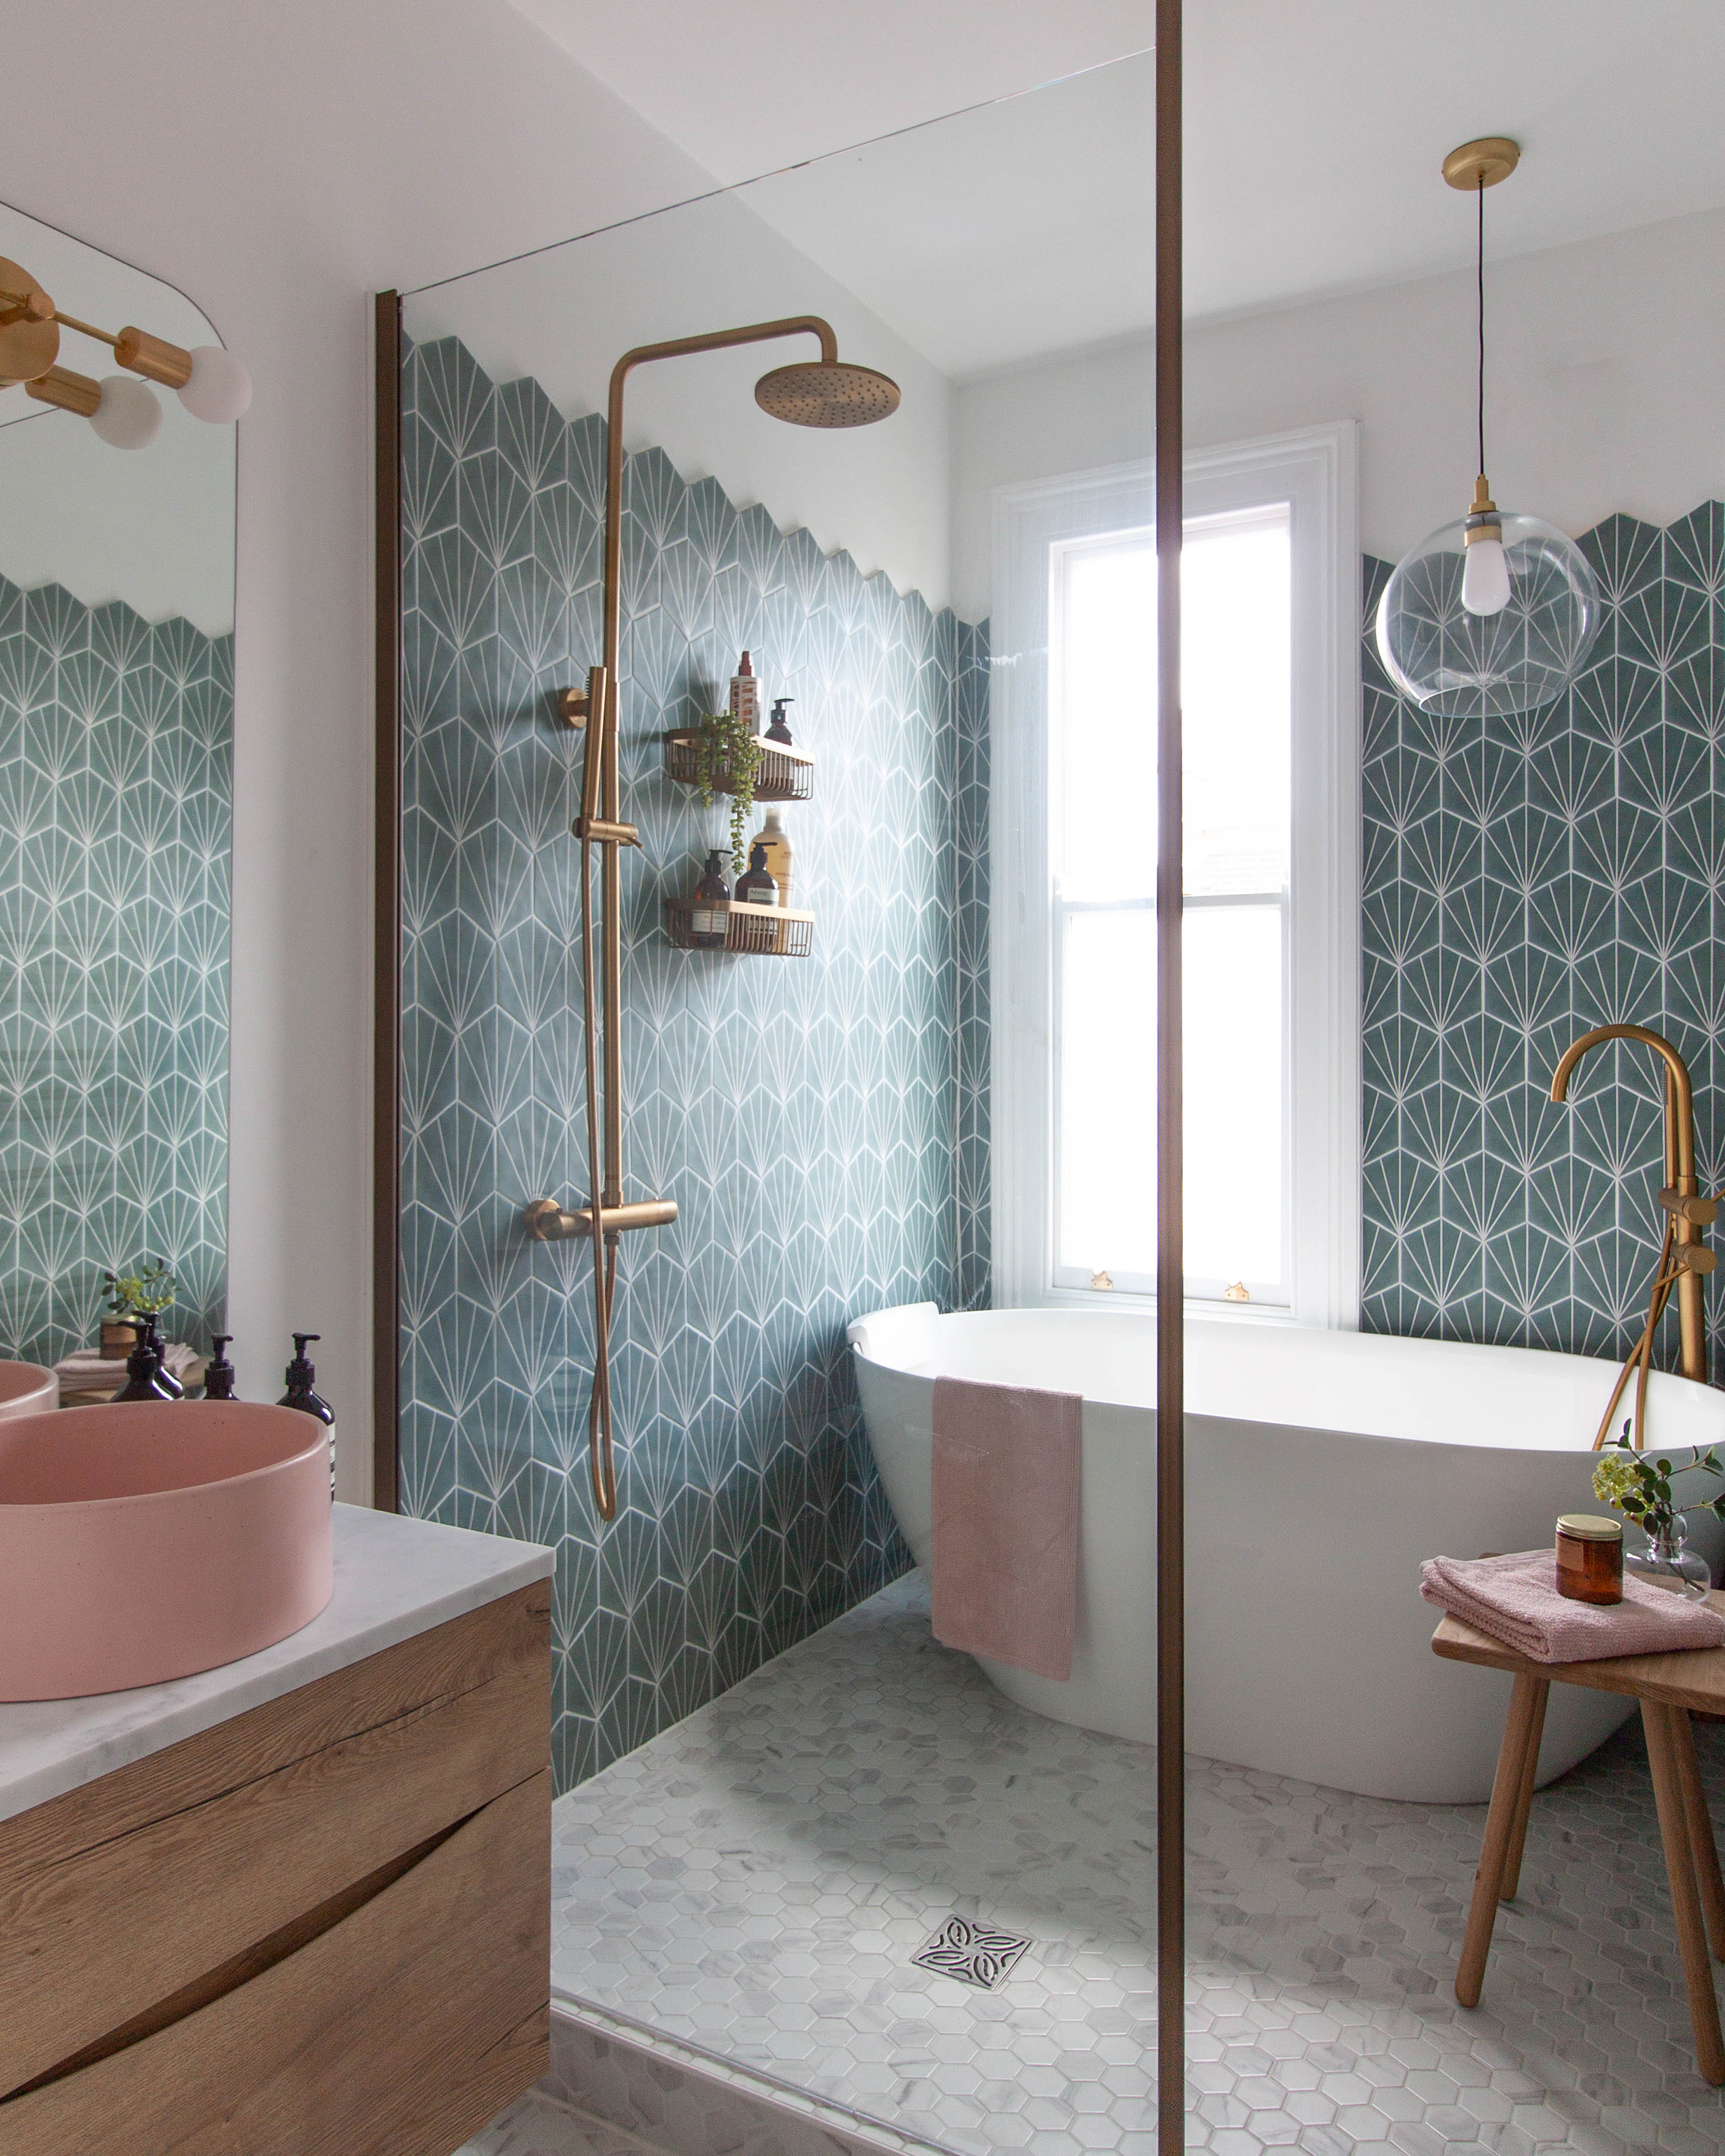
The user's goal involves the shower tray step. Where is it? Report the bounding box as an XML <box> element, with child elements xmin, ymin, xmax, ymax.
<box><xmin>460</xmin><ymin>1997</ymin><xmax>957</xmax><ymax>2156</ymax></box>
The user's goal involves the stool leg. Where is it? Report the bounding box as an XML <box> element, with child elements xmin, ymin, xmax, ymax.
<box><xmin>1674</xmin><ymin>1708</ymin><xmax>1725</xmax><ymax>1961</ymax></box>
<box><xmin>1643</xmin><ymin>1699</ymin><xmax>1725</xmax><ymax>2086</ymax></box>
<box><xmin>1500</xmin><ymin>1677</ymin><xmax>1549</xmax><ymax>1902</ymax></box>
<box><xmin>1457</xmin><ymin>1672</ymin><xmax>1548</xmax><ymax>2008</ymax></box>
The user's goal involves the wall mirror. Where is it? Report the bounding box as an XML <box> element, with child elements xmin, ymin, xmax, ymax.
<box><xmin>0</xmin><ymin>201</ymin><xmax>234</xmax><ymax>1374</ymax></box>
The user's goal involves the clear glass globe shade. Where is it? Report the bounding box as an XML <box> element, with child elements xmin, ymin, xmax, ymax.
<box><xmin>177</xmin><ymin>345</ymin><xmax>252</xmax><ymax>423</ymax></box>
<box><xmin>1376</xmin><ymin>510</ymin><xmax>1602</xmax><ymax>718</ymax></box>
<box><xmin>88</xmin><ymin>375</ymin><xmax>162</xmax><ymax>451</ymax></box>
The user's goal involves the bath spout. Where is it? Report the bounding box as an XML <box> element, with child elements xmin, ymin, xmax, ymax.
<box><xmin>1551</xmin><ymin>1023</ymin><xmax>1710</xmax><ymax>1395</ymax></box>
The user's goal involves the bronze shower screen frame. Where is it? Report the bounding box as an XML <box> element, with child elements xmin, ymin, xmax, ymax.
<box><xmin>1154</xmin><ymin>3</ymin><xmax>1187</xmax><ymax>2147</ymax></box>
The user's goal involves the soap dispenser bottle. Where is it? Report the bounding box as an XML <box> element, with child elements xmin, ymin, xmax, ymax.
<box><xmin>144</xmin><ymin>1315</ymin><xmax>186</xmax><ymax>1399</ymax></box>
<box><xmin>764</xmin><ymin>695</ymin><xmax>795</xmax><ymax>747</ymax></box>
<box><xmin>690</xmin><ymin>848</ymin><xmax>730</xmax><ymax>949</ymax></box>
<box><xmin>203</xmin><ymin>1334</ymin><xmax>237</xmax><ymax>1400</ymax></box>
<box><xmin>117</xmin><ymin>1323</ymin><xmax>175</xmax><ymax>1401</ymax></box>
<box><xmin>280</xmin><ymin>1333</ymin><xmax>336</xmax><ymax>1499</ymax></box>
<box><xmin>734</xmin><ymin>840</ymin><xmax>778</xmax><ymax>909</ymax></box>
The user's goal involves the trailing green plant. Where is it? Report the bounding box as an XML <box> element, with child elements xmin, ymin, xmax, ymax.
<box><xmin>1592</xmin><ymin>1419</ymin><xmax>1725</xmax><ymax>1539</ymax></box>
<box><xmin>103</xmin><ymin>1261</ymin><xmax>175</xmax><ymax>1321</ymax></box>
<box><xmin>690</xmin><ymin>712</ymin><xmax>762</xmax><ymax>877</ymax></box>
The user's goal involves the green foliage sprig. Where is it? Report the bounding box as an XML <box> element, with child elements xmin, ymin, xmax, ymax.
<box><xmin>690</xmin><ymin>713</ymin><xmax>761</xmax><ymax>877</ymax></box>
<box><xmin>103</xmin><ymin>1261</ymin><xmax>175</xmax><ymax>1321</ymax></box>
<box><xmin>1593</xmin><ymin>1420</ymin><xmax>1725</xmax><ymax>1539</ymax></box>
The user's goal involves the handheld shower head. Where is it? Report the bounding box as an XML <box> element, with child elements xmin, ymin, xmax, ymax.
<box><xmin>754</xmin><ymin>359</ymin><xmax>901</xmax><ymax>428</ymax></box>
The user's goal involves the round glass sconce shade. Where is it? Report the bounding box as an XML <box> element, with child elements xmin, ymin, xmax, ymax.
<box><xmin>177</xmin><ymin>346</ymin><xmax>252</xmax><ymax>424</ymax></box>
<box><xmin>88</xmin><ymin>374</ymin><xmax>162</xmax><ymax>451</ymax></box>
<box><xmin>1375</xmin><ymin>511</ymin><xmax>1602</xmax><ymax>718</ymax></box>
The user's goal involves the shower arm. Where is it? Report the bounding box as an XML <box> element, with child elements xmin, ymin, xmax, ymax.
<box><xmin>529</xmin><ymin>314</ymin><xmax>843</xmax><ymax>1523</ymax></box>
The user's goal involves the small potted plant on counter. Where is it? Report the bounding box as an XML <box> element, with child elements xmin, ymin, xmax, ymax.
<box><xmin>100</xmin><ymin>1261</ymin><xmax>176</xmax><ymax>1359</ymax></box>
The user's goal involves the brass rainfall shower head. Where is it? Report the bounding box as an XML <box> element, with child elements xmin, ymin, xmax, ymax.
<box><xmin>754</xmin><ymin>359</ymin><xmax>901</xmax><ymax>427</ymax></box>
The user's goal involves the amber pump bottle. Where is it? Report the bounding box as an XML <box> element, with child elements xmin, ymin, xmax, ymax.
<box><xmin>734</xmin><ymin>841</ymin><xmax>778</xmax><ymax>908</ymax></box>
<box><xmin>690</xmin><ymin>849</ymin><xmax>730</xmax><ymax>949</ymax></box>
<box><xmin>281</xmin><ymin>1333</ymin><xmax>336</xmax><ymax>1499</ymax></box>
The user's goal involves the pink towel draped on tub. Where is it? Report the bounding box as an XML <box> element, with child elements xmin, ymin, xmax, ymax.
<box><xmin>1421</xmin><ymin>1550</ymin><xmax>1725</xmax><ymax>1663</ymax></box>
<box><xmin>931</xmin><ymin>1374</ymin><xmax>1082</xmax><ymax>1681</ymax></box>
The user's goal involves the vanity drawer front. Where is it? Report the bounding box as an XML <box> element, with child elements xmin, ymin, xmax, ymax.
<box><xmin>0</xmin><ymin>1582</ymin><xmax>550</xmax><ymax>2101</ymax></box>
<box><xmin>0</xmin><ymin>1766</ymin><xmax>551</xmax><ymax>2156</ymax></box>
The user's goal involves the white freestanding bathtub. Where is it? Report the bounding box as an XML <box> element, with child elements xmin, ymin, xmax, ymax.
<box><xmin>849</xmin><ymin>1303</ymin><xmax>1725</xmax><ymax>1803</ymax></box>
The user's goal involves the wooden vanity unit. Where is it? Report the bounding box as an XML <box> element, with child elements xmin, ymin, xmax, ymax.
<box><xmin>0</xmin><ymin>1510</ymin><xmax>553</xmax><ymax>2156</ymax></box>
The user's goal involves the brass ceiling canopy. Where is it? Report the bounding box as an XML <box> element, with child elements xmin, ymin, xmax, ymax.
<box><xmin>1442</xmin><ymin>136</ymin><xmax>1521</xmax><ymax>191</ymax></box>
<box><xmin>754</xmin><ymin>359</ymin><xmax>901</xmax><ymax>427</ymax></box>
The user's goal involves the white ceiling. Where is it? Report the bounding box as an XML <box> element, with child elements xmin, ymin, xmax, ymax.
<box><xmin>507</xmin><ymin>0</ymin><xmax>1725</xmax><ymax>380</ymax></box>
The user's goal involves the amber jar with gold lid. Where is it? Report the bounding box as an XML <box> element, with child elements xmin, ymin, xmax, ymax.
<box><xmin>1555</xmin><ymin>1513</ymin><xmax>1623</xmax><ymax>1605</ymax></box>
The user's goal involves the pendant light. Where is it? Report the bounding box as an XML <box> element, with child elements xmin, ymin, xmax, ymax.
<box><xmin>1375</xmin><ymin>138</ymin><xmax>1601</xmax><ymax>719</ymax></box>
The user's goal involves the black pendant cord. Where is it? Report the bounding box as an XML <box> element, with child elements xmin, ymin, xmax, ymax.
<box><xmin>1476</xmin><ymin>179</ymin><xmax>1486</xmax><ymax>478</ymax></box>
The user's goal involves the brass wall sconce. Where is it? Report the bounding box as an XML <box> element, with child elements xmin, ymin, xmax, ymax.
<box><xmin>525</xmin><ymin>314</ymin><xmax>899</xmax><ymax>1521</ymax></box>
<box><xmin>0</xmin><ymin>255</ymin><xmax>251</xmax><ymax>451</ymax></box>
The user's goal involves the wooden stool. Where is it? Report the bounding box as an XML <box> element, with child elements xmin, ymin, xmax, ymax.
<box><xmin>1432</xmin><ymin>1598</ymin><xmax>1725</xmax><ymax>2085</ymax></box>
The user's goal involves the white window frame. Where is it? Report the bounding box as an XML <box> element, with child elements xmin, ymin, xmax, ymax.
<box><xmin>991</xmin><ymin>421</ymin><xmax>1361</xmax><ymax>1329</ymax></box>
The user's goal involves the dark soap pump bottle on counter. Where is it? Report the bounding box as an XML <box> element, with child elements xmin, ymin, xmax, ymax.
<box><xmin>690</xmin><ymin>848</ymin><xmax>731</xmax><ymax>949</ymax></box>
<box><xmin>203</xmin><ymin>1335</ymin><xmax>237</xmax><ymax>1400</ymax></box>
<box><xmin>281</xmin><ymin>1333</ymin><xmax>336</xmax><ymax>1499</ymax></box>
<box><xmin>117</xmin><ymin>1321</ymin><xmax>176</xmax><ymax>1401</ymax></box>
<box><xmin>734</xmin><ymin>841</ymin><xmax>778</xmax><ymax>908</ymax></box>
<box><xmin>764</xmin><ymin>695</ymin><xmax>795</xmax><ymax>746</ymax></box>
<box><xmin>145</xmin><ymin>1315</ymin><xmax>186</xmax><ymax>1399</ymax></box>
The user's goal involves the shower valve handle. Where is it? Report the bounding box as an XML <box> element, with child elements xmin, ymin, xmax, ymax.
<box><xmin>1660</xmin><ymin>1187</ymin><xmax>1718</xmax><ymax>1228</ymax></box>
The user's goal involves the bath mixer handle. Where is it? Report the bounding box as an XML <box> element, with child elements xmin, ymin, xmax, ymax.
<box><xmin>1661</xmin><ymin>1188</ymin><xmax>1719</xmax><ymax>1228</ymax></box>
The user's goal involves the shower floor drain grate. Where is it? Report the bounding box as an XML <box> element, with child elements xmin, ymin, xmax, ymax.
<box><xmin>910</xmin><ymin>1916</ymin><xmax>1032</xmax><ymax>1990</ymax></box>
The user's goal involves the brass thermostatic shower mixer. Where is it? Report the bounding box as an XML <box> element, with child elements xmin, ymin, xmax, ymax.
<box><xmin>525</xmin><ymin>314</ymin><xmax>900</xmax><ymax>1521</ymax></box>
<box><xmin>0</xmin><ymin>255</ymin><xmax>251</xmax><ymax>449</ymax></box>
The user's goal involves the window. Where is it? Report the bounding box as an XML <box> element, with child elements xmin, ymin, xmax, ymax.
<box><xmin>992</xmin><ymin>425</ymin><xmax>1360</xmax><ymax>1325</ymax></box>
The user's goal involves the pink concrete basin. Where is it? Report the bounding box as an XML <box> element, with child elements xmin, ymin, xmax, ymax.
<box><xmin>0</xmin><ymin>1401</ymin><xmax>332</xmax><ymax>1701</ymax></box>
<box><xmin>0</xmin><ymin>1362</ymin><xmax>58</xmax><ymax>1418</ymax></box>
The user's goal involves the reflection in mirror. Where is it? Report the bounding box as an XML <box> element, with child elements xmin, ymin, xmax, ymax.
<box><xmin>0</xmin><ymin>201</ymin><xmax>234</xmax><ymax>1381</ymax></box>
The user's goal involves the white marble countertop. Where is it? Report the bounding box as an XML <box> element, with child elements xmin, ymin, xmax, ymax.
<box><xmin>0</xmin><ymin>1503</ymin><xmax>554</xmax><ymax>1825</ymax></box>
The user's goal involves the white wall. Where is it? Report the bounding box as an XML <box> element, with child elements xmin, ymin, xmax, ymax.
<box><xmin>2</xmin><ymin>0</ymin><xmax>745</xmax><ymax>1502</ymax></box>
<box><xmin>952</xmin><ymin>205</ymin><xmax>1725</xmax><ymax>621</ymax></box>
<box><xmin>409</xmin><ymin>186</ymin><xmax>952</xmax><ymax>609</ymax></box>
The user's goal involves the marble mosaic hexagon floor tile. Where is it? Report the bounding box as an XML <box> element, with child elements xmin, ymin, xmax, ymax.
<box><xmin>544</xmin><ymin>1568</ymin><xmax>1725</xmax><ymax>2156</ymax></box>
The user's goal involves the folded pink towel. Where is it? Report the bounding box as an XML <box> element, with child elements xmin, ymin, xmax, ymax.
<box><xmin>931</xmin><ymin>1374</ymin><xmax>1081</xmax><ymax>1681</ymax></box>
<box><xmin>1422</xmin><ymin>1550</ymin><xmax>1725</xmax><ymax>1663</ymax></box>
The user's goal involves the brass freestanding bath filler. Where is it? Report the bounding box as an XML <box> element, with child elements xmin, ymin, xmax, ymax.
<box><xmin>1550</xmin><ymin>1022</ymin><xmax>1716</xmax><ymax>1448</ymax></box>
<box><xmin>526</xmin><ymin>316</ymin><xmax>900</xmax><ymax>1520</ymax></box>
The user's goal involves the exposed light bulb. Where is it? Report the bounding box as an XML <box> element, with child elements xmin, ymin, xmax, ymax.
<box><xmin>177</xmin><ymin>345</ymin><xmax>252</xmax><ymax>424</ymax></box>
<box><xmin>1461</xmin><ymin>534</ymin><xmax>1512</xmax><ymax>615</ymax></box>
<box><xmin>88</xmin><ymin>374</ymin><xmax>162</xmax><ymax>451</ymax></box>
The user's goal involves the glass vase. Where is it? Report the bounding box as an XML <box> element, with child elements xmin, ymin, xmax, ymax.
<box><xmin>1625</xmin><ymin>1515</ymin><xmax>1713</xmax><ymax>1602</ymax></box>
